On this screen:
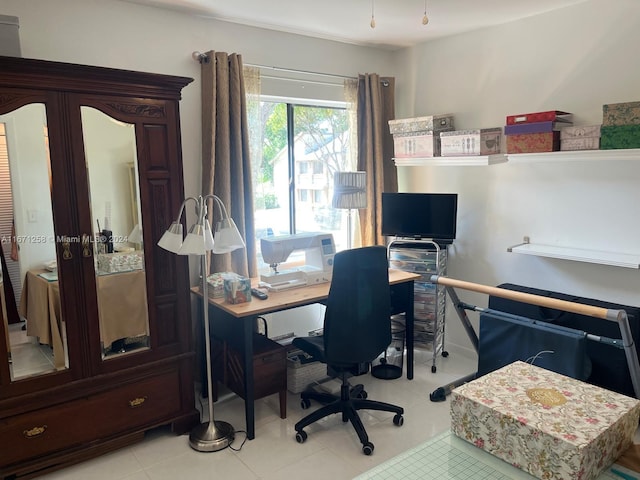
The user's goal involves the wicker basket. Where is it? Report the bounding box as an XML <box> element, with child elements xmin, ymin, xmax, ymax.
<box><xmin>286</xmin><ymin>349</ymin><xmax>327</xmax><ymax>394</ymax></box>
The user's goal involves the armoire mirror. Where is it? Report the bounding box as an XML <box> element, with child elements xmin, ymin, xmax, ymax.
<box><xmin>0</xmin><ymin>102</ymin><xmax>64</xmax><ymax>380</ymax></box>
<box><xmin>0</xmin><ymin>102</ymin><xmax>152</xmax><ymax>381</ymax></box>
<box><xmin>80</xmin><ymin>106</ymin><xmax>150</xmax><ymax>360</ymax></box>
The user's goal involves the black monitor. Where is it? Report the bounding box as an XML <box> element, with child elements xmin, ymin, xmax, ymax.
<box><xmin>381</xmin><ymin>192</ymin><xmax>458</xmax><ymax>243</ymax></box>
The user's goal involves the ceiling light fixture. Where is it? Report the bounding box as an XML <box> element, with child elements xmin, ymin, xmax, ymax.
<box><xmin>370</xmin><ymin>0</ymin><xmax>376</xmax><ymax>29</ymax></box>
<box><xmin>369</xmin><ymin>1</ymin><xmax>429</xmax><ymax>30</ymax></box>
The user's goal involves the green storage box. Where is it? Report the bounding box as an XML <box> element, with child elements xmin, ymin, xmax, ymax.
<box><xmin>600</xmin><ymin>124</ymin><xmax>640</xmax><ymax>149</ymax></box>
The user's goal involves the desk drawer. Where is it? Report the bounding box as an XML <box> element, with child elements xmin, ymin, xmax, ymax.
<box><xmin>0</xmin><ymin>369</ymin><xmax>181</xmax><ymax>466</ymax></box>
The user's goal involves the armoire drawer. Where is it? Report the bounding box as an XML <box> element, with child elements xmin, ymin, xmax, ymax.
<box><xmin>0</xmin><ymin>369</ymin><xmax>182</xmax><ymax>466</ymax></box>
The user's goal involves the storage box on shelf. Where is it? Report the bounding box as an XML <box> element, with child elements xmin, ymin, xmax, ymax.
<box><xmin>506</xmin><ymin>131</ymin><xmax>561</xmax><ymax>153</ymax></box>
<box><xmin>388</xmin><ymin>241</ymin><xmax>447</xmax><ymax>372</ymax></box>
<box><xmin>504</xmin><ymin>110</ymin><xmax>573</xmax><ymax>154</ymax></box>
<box><xmin>389</xmin><ymin>114</ymin><xmax>455</xmax><ymax>158</ymax></box>
<box><xmin>601</xmin><ymin>101</ymin><xmax>640</xmax><ymax>149</ymax></box>
<box><xmin>440</xmin><ymin>128</ymin><xmax>502</xmax><ymax>156</ymax></box>
<box><xmin>504</xmin><ymin>121</ymin><xmax>572</xmax><ymax>135</ymax></box>
<box><xmin>506</xmin><ymin>110</ymin><xmax>572</xmax><ymax>125</ymax></box>
<box><xmin>601</xmin><ymin>124</ymin><xmax>640</xmax><ymax>150</ymax></box>
<box><xmin>603</xmin><ymin>101</ymin><xmax>640</xmax><ymax>126</ymax></box>
<box><xmin>451</xmin><ymin>361</ymin><xmax>640</xmax><ymax>480</ymax></box>
<box><xmin>560</xmin><ymin>125</ymin><xmax>601</xmax><ymax>151</ymax></box>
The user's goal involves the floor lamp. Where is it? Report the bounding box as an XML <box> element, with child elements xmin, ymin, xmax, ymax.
<box><xmin>332</xmin><ymin>171</ymin><xmax>367</xmax><ymax>249</ymax></box>
<box><xmin>158</xmin><ymin>194</ymin><xmax>245</xmax><ymax>452</ymax></box>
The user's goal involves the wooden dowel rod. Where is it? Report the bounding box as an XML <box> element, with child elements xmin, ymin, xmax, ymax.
<box><xmin>432</xmin><ymin>276</ymin><xmax>615</xmax><ymax>321</ymax></box>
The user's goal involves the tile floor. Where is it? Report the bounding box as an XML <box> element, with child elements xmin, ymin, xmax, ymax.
<box><xmin>35</xmin><ymin>347</ymin><xmax>477</xmax><ymax>480</ymax></box>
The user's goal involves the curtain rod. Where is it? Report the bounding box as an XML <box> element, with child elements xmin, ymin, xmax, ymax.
<box><xmin>192</xmin><ymin>51</ymin><xmax>390</xmax><ymax>86</ymax></box>
<box><xmin>192</xmin><ymin>51</ymin><xmax>356</xmax><ymax>81</ymax></box>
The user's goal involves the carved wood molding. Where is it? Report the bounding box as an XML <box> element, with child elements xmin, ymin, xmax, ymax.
<box><xmin>105</xmin><ymin>102</ymin><xmax>166</xmax><ymax>118</ymax></box>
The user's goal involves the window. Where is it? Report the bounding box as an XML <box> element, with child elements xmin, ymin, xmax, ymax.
<box><xmin>249</xmin><ymin>100</ymin><xmax>352</xmax><ymax>269</ymax></box>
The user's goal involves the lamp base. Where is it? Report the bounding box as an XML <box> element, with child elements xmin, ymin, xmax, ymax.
<box><xmin>188</xmin><ymin>420</ymin><xmax>235</xmax><ymax>452</ymax></box>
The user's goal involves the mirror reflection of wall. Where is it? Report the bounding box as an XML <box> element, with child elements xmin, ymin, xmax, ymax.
<box><xmin>2</xmin><ymin>104</ymin><xmax>56</xmax><ymax>284</ymax></box>
<box><xmin>81</xmin><ymin>107</ymin><xmax>141</xmax><ymax>253</ymax></box>
<box><xmin>1</xmin><ymin>103</ymin><xmax>64</xmax><ymax>380</ymax></box>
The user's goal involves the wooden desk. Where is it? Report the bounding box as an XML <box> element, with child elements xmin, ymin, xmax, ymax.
<box><xmin>193</xmin><ymin>268</ymin><xmax>419</xmax><ymax>440</ymax></box>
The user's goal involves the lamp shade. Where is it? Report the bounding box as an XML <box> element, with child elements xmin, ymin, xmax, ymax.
<box><xmin>203</xmin><ymin>218</ymin><xmax>216</xmax><ymax>251</ymax></box>
<box><xmin>157</xmin><ymin>221</ymin><xmax>183</xmax><ymax>253</ymax></box>
<box><xmin>178</xmin><ymin>224</ymin><xmax>207</xmax><ymax>255</ymax></box>
<box><xmin>128</xmin><ymin>223</ymin><xmax>143</xmax><ymax>244</ymax></box>
<box><xmin>332</xmin><ymin>171</ymin><xmax>367</xmax><ymax>210</ymax></box>
<box><xmin>212</xmin><ymin>218</ymin><xmax>245</xmax><ymax>254</ymax></box>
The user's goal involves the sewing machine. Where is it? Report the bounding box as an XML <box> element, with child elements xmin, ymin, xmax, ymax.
<box><xmin>260</xmin><ymin>233</ymin><xmax>335</xmax><ymax>291</ymax></box>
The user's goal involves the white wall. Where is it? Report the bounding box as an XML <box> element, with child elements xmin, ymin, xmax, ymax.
<box><xmin>5</xmin><ymin>0</ymin><xmax>640</xmax><ymax>354</ymax></box>
<box><xmin>395</xmin><ymin>0</ymin><xmax>640</xmax><ymax>354</ymax></box>
<box><xmin>1</xmin><ymin>105</ymin><xmax>56</xmax><ymax>280</ymax></box>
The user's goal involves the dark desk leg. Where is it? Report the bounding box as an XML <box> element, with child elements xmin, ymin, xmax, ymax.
<box><xmin>197</xmin><ymin>297</ymin><xmax>209</xmax><ymax>398</ymax></box>
<box><xmin>242</xmin><ymin>316</ymin><xmax>256</xmax><ymax>440</ymax></box>
<box><xmin>405</xmin><ymin>281</ymin><xmax>414</xmax><ymax>380</ymax></box>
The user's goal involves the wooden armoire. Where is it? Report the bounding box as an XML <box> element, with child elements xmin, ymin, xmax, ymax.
<box><xmin>0</xmin><ymin>56</ymin><xmax>199</xmax><ymax>479</ymax></box>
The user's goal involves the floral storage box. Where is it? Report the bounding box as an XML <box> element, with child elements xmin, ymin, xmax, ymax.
<box><xmin>96</xmin><ymin>251</ymin><xmax>144</xmax><ymax>274</ymax></box>
<box><xmin>388</xmin><ymin>114</ymin><xmax>455</xmax><ymax>135</ymax></box>
<box><xmin>389</xmin><ymin>115</ymin><xmax>455</xmax><ymax>158</ymax></box>
<box><xmin>450</xmin><ymin>361</ymin><xmax>640</xmax><ymax>480</ymax></box>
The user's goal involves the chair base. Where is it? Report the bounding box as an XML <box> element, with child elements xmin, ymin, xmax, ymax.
<box><xmin>294</xmin><ymin>377</ymin><xmax>404</xmax><ymax>455</ymax></box>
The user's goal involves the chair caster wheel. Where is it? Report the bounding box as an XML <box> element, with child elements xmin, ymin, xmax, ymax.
<box><xmin>362</xmin><ymin>442</ymin><xmax>374</xmax><ymax>455</ymax></box>
<box><xmin>356</xmin><ymin>390</ymin><xmax>368</xmax><ymax>399</ymax></box>
<box><xmin>442</xmin><ymin>350</ymin><xmax>449</xmax><ymax>358</ymax></box>
<box><xmin>393</xmin><ymin>414</ymin><xmax>404</xmax><ymax>426</ymax></box>
<box><xmin>295</xmin><ymin>430</ymin><xmax>307</xmax><ymax>443</ymax></box>
<box><xmin>300</xmin><ymin>398</ymin><xmax>311</xmax><ymax>409</ymax></box>
<box><xmin>431</xmin><ymin>365</ymin><xmax>437</xmax><ymax>373</ymax></box>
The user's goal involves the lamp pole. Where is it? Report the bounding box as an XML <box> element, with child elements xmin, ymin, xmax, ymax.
<box><xmin>188</xmin><ymin>248</ymin><xmax>235</xmax><ymax>452</ymax></box>
<box><xmin>158</xmin><ymin>194</ymin><xmax>245</xmax><ymax>452</ymax></box>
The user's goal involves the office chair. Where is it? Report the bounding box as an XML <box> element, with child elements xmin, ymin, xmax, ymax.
<box><xmin>292</xmin><ymin>246</ymin><xmax>404</xmax><ymax>455</ymax></box>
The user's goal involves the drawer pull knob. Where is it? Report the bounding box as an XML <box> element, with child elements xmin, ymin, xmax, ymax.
<box><xmin>129</xmin><ymin>396</ymin><xmax>147</xmax><ymax>408</ymax></box>
<box><xmin>23</xmin><ymin>425</ymin><xmax>47</xmax><ymax>438</ymax></box>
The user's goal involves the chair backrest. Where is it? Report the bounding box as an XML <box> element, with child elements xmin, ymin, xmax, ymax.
<box><xmin>323</xmin><ymin>246</ymin><xmax>392</xmax><ymax>366</ymax></box>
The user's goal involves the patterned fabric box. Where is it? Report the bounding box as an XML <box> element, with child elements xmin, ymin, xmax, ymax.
<box><xmin>206</xmin><ymin>272</ymin><xmax>227</xmax><ymax>298</ymax></box>
<box><xmin>440</xmin><ymin>128</ymin><xmax>502</xmax><ymax>156</ymax></box>
<box><xmin>451</xmin><ymin>361</ymin><xmax>640</xmax><ymax>480</ymax></box>
<box><xmin>392</xmin><ymin>131</ymin><xmax>441</xmax><ymax>158</ymax></box>
<box><xmin>603</xmin><ymin>101</ymin><xmax>640</xmax><ymax>126</ymax></box>
<box><xmin>560</xmin><ymin>125</ymin><xmax>601</xmax><ymax>151</ymax></box>
<box><xmin>506</xmin><ymin>131</ymin><xmax>560</xmax><ymax>153</ymax></box>
<box><xmin>390</xmin><ymin>116</ymin><xmax>455</xmax><ymax>158</ymax></box>
<box><xmin>600</xmin><ymin>124</ymin><xmax>640</xmax><ymax>150</ymax></box>
<box><xmin>96</xmin><ymin>251</ymin><xmax>144</xmax><ymax>274</ymax></box>
<box><xmin>388</xmin><ymin>114</ymin><xmax>455</xmax><ymax>135</ymax></box>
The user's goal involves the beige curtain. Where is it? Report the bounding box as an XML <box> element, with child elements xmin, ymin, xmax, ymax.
<box><xmin>201</xmin><ymin>51</ymin><xmax>257</xmax><ymax>277</ymax></box>
<box><xmin>351</xmin><ymin>74</ymin><xmax>397</xmax><ymax>246</ymax></box>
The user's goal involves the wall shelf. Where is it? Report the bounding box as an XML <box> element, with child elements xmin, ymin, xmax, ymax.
<box><xmin>507</xmin><ymin>148</ymin><xmax>640</xmax><ymax>163</ymax></box>
<box><xmin>394</xmin><ymin>149</ymin><xmax>640</xmax><ymax>166</ymax></box>
<box><xmin>508</xmin><ymin>240</ymin><xmax>640</xmax><ymax>269</ymax></box>
<box><xmin>393</xmin><ymin>154</ymin><xmax>507</xmax><ymax>167</ymax></box>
